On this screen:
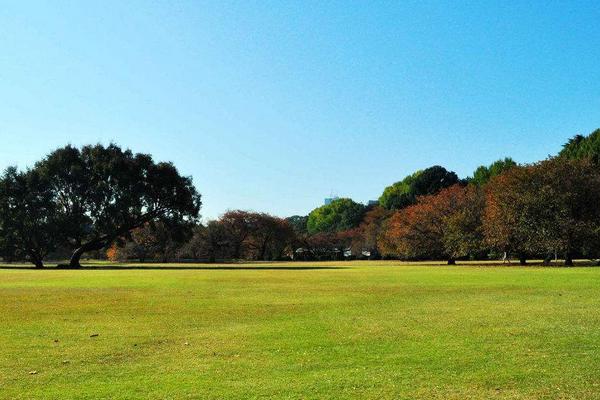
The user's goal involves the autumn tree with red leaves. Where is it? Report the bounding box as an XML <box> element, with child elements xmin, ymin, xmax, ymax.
<box><xmin>380</xmin><ymin>185</ymin><xmax>484</xmax><ymax>264</ymax></box>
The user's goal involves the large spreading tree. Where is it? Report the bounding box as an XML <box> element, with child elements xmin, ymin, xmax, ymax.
<box><xmin>34</xmin><ymin>144</ymin><xmax>201</xmax><ymax>267</ymax></box>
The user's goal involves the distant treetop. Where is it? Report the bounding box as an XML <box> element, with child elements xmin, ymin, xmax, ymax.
<box><xmin>471</xmin><ymin>157</ymin><xmax>518</xmax><ymax>187</ymax></box>
<box><xmin>378</xmin><ymin>165</ymin><xmax>459</xmax><ymax>210</ymax></box>
<box><xmin>559</xmin><ymin>129</ymin><xmax>600</xmax><ymax>164</ymax></box>
<box><xmin>306</xmin><ymin>198</ymin><xmax>366</xmax><ymax>234</ymax></box>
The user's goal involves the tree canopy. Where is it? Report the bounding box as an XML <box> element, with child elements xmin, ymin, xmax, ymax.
<box><xmin>379</xmin><ymin>166</ymin><xmax>459</xmax><ymax>210</ymax></box>
<box><xmin>380</xmin><ymin>185</ymin><xmax>483</xmax><ymax>263</ymax></box>
<box><xmin>471</xmin><ymin>157</ymin><xmax>517</xmax><ymax>187</ymax></box>
<box><xmin>1</xmin><ymin>144</ymin><xmax>202</xmax><ymax>267</ymax></box>
<box><xmin>559</xmin><ymin>129</ymin><xmax>600</xmax><ymax>164</ymax></box>
<box><xmin>306</xmin><ymin>198</ymin><xmax>366</xmax><ymax>234</ymax></box>
<box><xmin>484</xmin><ymin>158</ymin><xmax>600</xmax><ymax>265</ymax></box>
<box><xmin>0</xmin><ymin>167</ymin><xmax>61</xmax><ymax>267</ymax></box>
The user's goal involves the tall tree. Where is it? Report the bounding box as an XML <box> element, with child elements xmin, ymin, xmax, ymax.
<box><xmin>379</xmin><ymin>166</ymin><xmax>460</xmax><ymax>210</ymax></box>
<box><xmin>36</xmin><ymin>144</ymin><xmax>201</xmax><ymax>267</ymax></box>
<box><xmin>306</xmin><ymin>198</ymin><xmax>366</xmax><ymax>234</ymax></box>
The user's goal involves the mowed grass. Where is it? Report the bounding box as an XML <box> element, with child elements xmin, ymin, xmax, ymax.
<box><xmin>2</xmin><ymin>261</ymin><xmax>600</xmax><ymax>399</ymax></box>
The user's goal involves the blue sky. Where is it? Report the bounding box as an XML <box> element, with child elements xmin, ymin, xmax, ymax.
<box><xmin>1</xmin><ymin>1</ymin><xmax>599</xmax><ymax>219</ymax></box>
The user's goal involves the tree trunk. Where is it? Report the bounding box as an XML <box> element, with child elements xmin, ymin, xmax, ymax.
<box><xmin>69</xmin><ymin>246</ymin><xmax>86</xmax><ymax>268</ymax></box>
<box><xmin>447</xmin><ymin>259</ymin><xmax>456</xmax><ymax>265</ymax></box>
<box><xmin>564</xmin><ymin>253</ymin><xmax>574</xmax><ymax>266</ymax></box>
<box><xmin>259</xmin><ymin>240</ymin><xmax>268</xmax><ymax>261</ymax></box>
<box><xmin>519</xmin><ymin>254</ymin><xmax>527</xmax><ymax>266</ymax></box>
<box><xmin>69</xmin><ymin>240</ymin><xmax>106</xmax><ymax>268</ymax></box>
<box><xmin>28</xmin><ymin>251</ymin><xmax>44</xmax><ymax>268</ymax></box>
<box><xmin>543</xmin><ymin>255</ymin><xmax>552</xmax><ymax>266</ymax></box>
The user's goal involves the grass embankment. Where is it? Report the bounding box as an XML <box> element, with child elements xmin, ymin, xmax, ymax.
<box><xmin>1</xmin><ymin>261</ymin><xmax>600</xmax><ymax>399</ymax></box>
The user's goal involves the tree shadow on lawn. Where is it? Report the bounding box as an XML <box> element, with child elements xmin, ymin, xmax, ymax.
<box><xmin>0</xmin><ymin>265</ymin><xmax>349</xmax><ymax>271</ymax></box>
<box><xmin>412</xmin><ymin>261</ymin><xmax>600</xmax><ymax>268</ymax></box>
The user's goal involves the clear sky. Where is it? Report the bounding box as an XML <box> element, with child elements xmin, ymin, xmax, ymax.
<box><xmin>1</xmin><ymin>1</ymin><xmax>599</xmax><ymax>220</ymax></box>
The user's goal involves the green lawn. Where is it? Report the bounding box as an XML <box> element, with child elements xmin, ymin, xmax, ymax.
<box><xmin>2</xmin><ymin>261</ymin><xmax>600</xmax><ymax>399</ymax></box>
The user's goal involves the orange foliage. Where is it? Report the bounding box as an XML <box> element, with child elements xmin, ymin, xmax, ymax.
<box><xmin>106</xmin><ymin>243</ymin><xmax>120</xmax><ymax>262</ymax></box>
<box><xmin>380</xmin><ymin>184</ymin><xmax>482</xmax><ymax>261</ymax></box>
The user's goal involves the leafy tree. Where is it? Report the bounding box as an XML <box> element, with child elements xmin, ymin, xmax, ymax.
<box><xmin>0</xmin><ymin>167</ymin><xmax>61</xmax><ymax>267</ymax></box>
<box><xmin>298</xmin><ymin>231</ymin><xmax>352</xmax><ymax>261</ymax></box>
<box><xmin>245</xmin><ymin>214</ymin><xmax>295</xmax><ymax>260</ymax></box>
<box><xmin>483</xmin><ymin>166</ymin><xmax>532</xmax><ymax>264</ymax></box>
<box><xmin>379</xmin><ymin>166</ymin><xmax>459</xmax><ymax>210</ymax></box>
<box><xmin>306</xmin><ymin>198</ymin><xmax>366</xmax><ymax>234</ymax></box>
<box><xmin>380</xmin><ymin>185</ymin><xmax>481</xmax><ymax>264</ymax></box>
<box><xmin>36</xmin><ymin>144</ymin><xmax>201</xmax><ymax>267</ymax></box>
<box><xmin>218</xmin><ymin>210</ymin><xmax>256</xmax><ymax>259</ymax></box>
<box><xmin>379</xmin><ymin>170</ymin><xmax>422</xmax><ymax>210</ymax></box>
<box><xmin>350</xmin><ymin>206</ymin><xmax>391</xmax><ymax>259</ymax></box>
<box><xmin>185</xmin><ymin>211</ymin><xmax>295</xmax><ymax>261</ymax></box>
<box><xmin>559</xmin><ymin>129</ymin><xmax>600</xmax><ymax>164</ymax></box>
<box><xmin>178</xmin><ymin>221</ymin><xmax>230</xmax><ymax>263</ymax></box>
<box><xmin>471</xmin><ymin>157</ymin><xmax>517</xmax><ymax>186</ymax></box>
<box><xmin>442</xmin><ymin>186</ymin><xmax>486</xmax><ymax>259</ymax></box>
<box><xmin>484</xmin><ymin>158</ymin><xmax>600</xmax><ymax>265</ymax></box>
<box><xmin>108</xmin><ymin>221</ymin><xmax>193</xmax><ymax>262</ymax></box>
<box><xmin>286</xmin><ymin>215</ymin><xmax>308</xmax><ymax>235</ymax></box>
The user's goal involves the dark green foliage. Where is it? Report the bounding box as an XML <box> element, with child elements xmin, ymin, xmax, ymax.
<box><xmin>559</xmin><ymin>129</ymin><xmax>600</xmax><ymax>164</ymax></box>
<box><xmin>0</xmin><ymin>167</ymin><xmax>62</xmax><ymax>267</ymax></box>
<box><xmin>471</xmin><ymin>157</ymin><xmax>517</xmax><ymax>186</ymax></box>
<box><xmin>36</xmin><ymin>144</ymin><xmax>202</xmax><ymax>267</ymax></box>
<box><xmin>306</xmin><ymin>198</ymin><xmax>366</xmax><ymax>234</ymax></box>
<box><xmin>379</xmin><ymin>166</ymin><xmax>459</xmax><ymax>210</ymax></box>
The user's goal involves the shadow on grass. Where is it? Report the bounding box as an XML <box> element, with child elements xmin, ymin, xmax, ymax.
<box><xmin>397</xmin><ymin>261</ymin><xmax>600</xmax><ymax>268</ymax></box>
<box><xmin>0</xmin><ymin>265</ymin><xmax>348</xmax><ymax>271</ymax></box>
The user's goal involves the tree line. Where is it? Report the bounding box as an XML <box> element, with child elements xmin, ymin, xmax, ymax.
<box><xmin>1</xmin><ymin>129</ymin><xmax>600</xmax><ymax>267</ymax></box>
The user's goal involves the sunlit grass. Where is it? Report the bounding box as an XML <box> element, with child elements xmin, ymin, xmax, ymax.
<box><xmin>2</xmin><ymin>261</ymin><xmax>600</xmax><ymax>399</ymax></box>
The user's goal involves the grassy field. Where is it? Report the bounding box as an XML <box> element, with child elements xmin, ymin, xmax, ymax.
<box><xmin>2</xmin><ymin>261</ymin><xmax>600</xmax><ymax>399</ymax></box>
